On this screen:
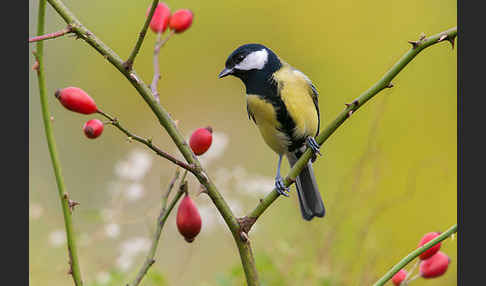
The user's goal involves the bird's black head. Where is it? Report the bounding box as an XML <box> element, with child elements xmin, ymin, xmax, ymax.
<box><xmin>218</xmin><ymin>43</ymin><xmax>282</xmax><ymax>84</ymax></box>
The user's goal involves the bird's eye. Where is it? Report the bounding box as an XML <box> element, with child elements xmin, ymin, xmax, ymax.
<box><xmin>236</xmin><ymin>54</ymin><xmax>245</xmax><ymax>62</ymax></box>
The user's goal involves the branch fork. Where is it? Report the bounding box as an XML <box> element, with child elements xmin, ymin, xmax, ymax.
<box><xmin>38</xmin><ymin>2</ymin><xmax>457</xmax><ymax>285</ymax></box>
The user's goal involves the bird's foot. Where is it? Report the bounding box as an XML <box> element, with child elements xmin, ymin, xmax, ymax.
<box><xmin>275</xmin><ymin>175</ymin><xmax>289</xmax><ymax>197</ymax></box>
<box><xmin>306</xmin><ymin>136</ymin><xmax>321</xmax><ymax>162</ymax></box>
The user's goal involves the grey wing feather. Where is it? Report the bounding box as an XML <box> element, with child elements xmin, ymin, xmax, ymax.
<box><xmin>247</xmin><ymin>103</ymin><xmax>256</xmax><ymax>124</ymax></box>
<box><xmin>307</xmin><ymin>80</ymin><xmax>321</xmax><ymax>135</ymax></box>
<box><xmin>293</xmin><ymin>69</ymin><xmax>320</xmax><ymax>134</ymax></box>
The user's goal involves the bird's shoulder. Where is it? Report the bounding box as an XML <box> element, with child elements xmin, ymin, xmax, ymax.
<box><xmin>272</xmin><ymin>63</ymin><xmax>319</xmax><ymax>103</ymax></box>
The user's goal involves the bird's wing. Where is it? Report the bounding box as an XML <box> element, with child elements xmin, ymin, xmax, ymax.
<box><xmin>246</xmin><ymin>102</ymin><xmax>256</xmax><ymax>124</ymax></box>
<box><xmin>293</xmin><ymin>69</ymin><xmax>320</xmax><ymax>134</ymax></box>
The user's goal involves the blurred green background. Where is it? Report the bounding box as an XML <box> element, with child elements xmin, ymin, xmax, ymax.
<box><xmin>29</xmin><ymin>0</ymin><xmax>457</xmax><ymax>285</ymax></box>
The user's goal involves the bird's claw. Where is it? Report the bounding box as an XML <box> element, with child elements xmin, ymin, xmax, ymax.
<box><xmin>275</xmin><ymin>176</ymin><xmax>289</xmax><ymax>197</ymax></box>
<box><xmin>306</xmin><ymin>136</ymin><xmax>321</xmax><ymax>162</ymax></box>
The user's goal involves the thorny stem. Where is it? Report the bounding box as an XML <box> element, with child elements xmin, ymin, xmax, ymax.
<box><xmin>29</xmin><ymin>25</ymin><xmax>72</xmax><ymax>43</ymax></box>
<box><xmin>127</xmin><ymin>169</ymin><xmax>184</xmax><ymax>286</ymax></box>
<box><xmin>40</xmin><ymin>2</ymin><xmax>455</xmax><ymax>285</ymax></box>
<box><xmin>123</xmin><ymin>0</ymin><xmax>159</xmax><ymax>70</ymax></box>
<box><xmin>246</xmin><ymin>27</ymin><xmax>458</xmax><ymax>231</ymax></box>
<box><xmin>96</xmin><ymin>109</ymin><xmax>197</xmax><ymax>173</ymax></box>
<box><xmin>373</xmin><ymin>224</ymin><xmax>457</xmax><ymax>286</ymax></box>
<box><xmin>34</xmin><ymin>0</ymin><xmax>83</xmax><ymax>285</ymax></box>
<box><xmin>151</xmin><ymin>30</ymin><xmax>174</xmax><ymax>102</ymax></box>
<box><xmin>45</xmin><ymin>0</ymin><xmax>256</xmax><ymax>284</ymax></box>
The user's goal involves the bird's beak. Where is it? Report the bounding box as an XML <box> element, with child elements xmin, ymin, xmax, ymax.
<box><xmin>218</xmin><ymin>67</ymin><xmax>233</xmax><ymax>78</ymax></box>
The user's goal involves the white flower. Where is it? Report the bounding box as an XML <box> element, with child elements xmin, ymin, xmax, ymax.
<box><xmin>29</xmin><ymin>203</ymin><xmax>43</xmax><ymax>220</ymax></box>
<box><xmin>198</xmin><ymin>132</ymin><xmax>229</xmax><ymax>167</ymax></box>
<box><xmin>114</xmin><ymin>149</ymin><xmax>153</xmax><ymax>181</ymax></box>
<box><xmin>105</xmin><ymin>223</ymin><xmax>121</xmax><ymax>239</ymax></box>
<box><xmin>48</xmin><ymin>229</ymin><xmax>66</xmax><ymax>247</ymax></box>
<box><xmin>125</xmin><ymin>183</ymin><xmax>144</xmax><ymax>201</ymax></box>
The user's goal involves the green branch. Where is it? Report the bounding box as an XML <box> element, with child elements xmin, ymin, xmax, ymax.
<box><xmin>373</xmin><ymin>224</ymin><xmax>457</xmax><ymax>286</ymax></box>
<box><xmin>246</xmin><ymin>27</ymin><xmax>457</xmax><ymax>228</ymax></box>
<box><xmin>41</xmin><ymin>2</ymin><xmax>456</xmax><ymax>285</ymax></box>
<box><xmin>45</xmin><ymin>0</ymin><xmax>258</xmax><ymax>284</ymax></box>
<box><xmin>123</xmin><ymin>0</ymin><xmax>159</xmax><ymax>70</ymax></box>
<box><xmin>96</xmin><ymin>109</ymin><xmax>197</xmax><ymax>173</ymax></box>
<box><xmin>34</xmin><ymin>0</ymin><xmax>83</xmax><ymax>285</ymax></box>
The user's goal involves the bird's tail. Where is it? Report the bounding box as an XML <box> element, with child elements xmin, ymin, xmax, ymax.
<box><xmin>287</xmin><ymin>152</ymin><xmax>325</xmax><ymax>221</ymax></box>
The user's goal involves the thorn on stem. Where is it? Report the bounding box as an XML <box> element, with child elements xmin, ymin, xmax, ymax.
<box><xmin>127</xmin><ymin>136</ymin><xmax>133</xmax><ymax>143</ymax></box>
<box><xmin>129</xmin><ymin>73</ymin><xmax>140</xmax><ymax>84</ymax></box>
<box><xmin>386</xmin><ymin>82</ymin><xmax>394</xmax><ymax>88</ymax></box>
<box><xmin>237</xmin><ymin>216</ymin><xmax>257</xmax><ymax>235</ymax></box>
<box><xmin>344</xmin><ymin>99</ymin><xmax>359</xmax><ymax>108</ymax></box>
<box><xmin>197</xmin><ymin>184</ymin><xmax>208</xmax><ymax>196</ymax></box>
<box><xmin>32</xmin><ymin>60</ymin><xmax>39</xmax><ymax>71</ymax></box>
<box><xmin>408</xmin><ymin>33</ymin><xmax>427</xmax><ymax>49</ymax></box>
<box><xmin>447</xmin><ymin>35</ymin><xmax>456</xmax><ymax>50</ymax></box>
<box><xmin>240</xmin><ymin>231</ymin><xmax>249</xmax><ymax>242</ymax></box>
<box><xmin>408</xmin><ymin>40</ymin><xmax>419</xmax><ymax>49</ymax></box>
<box><xmin>68</xmin><ymin>200</ymin><xmax>80</xmax><ymax>212</ymax></box>
<box><xmin>122</xmin><ymin>60</ymin><xmax>133</xmax><ymax>71</ymax></box>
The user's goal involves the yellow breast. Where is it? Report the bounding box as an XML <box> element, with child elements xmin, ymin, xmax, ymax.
<box><xmin>246</xmin><ymin>94</ymin><xmax>289</xmax><ymax>154</ymax></box>
<box><xmin>273</xmin><ymin>65</ymin><xmax>319</xmax><ymax>139</ymax></box>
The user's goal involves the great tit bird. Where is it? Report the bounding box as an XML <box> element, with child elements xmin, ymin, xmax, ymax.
<box><xmin>218</xmin><ymin>43</ymin><xmax>325</xmax><ymax>220</ymax></box>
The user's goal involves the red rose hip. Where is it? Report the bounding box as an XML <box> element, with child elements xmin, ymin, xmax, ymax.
<box><xmin>419</xmin><ymin>251</ymin><xmax>450</xmax><ymax>278</ymax></box>
<box><xmin>418</xmin><ymin>232</ymin><xmax>442</xmax><ymax>260</ymax></box>
<box><xmin>55</xmin><ymin>87</ymin><xmax>98</xmax><ymax>114</ymax></box>
<box><xmin>169</xmin><ymin>9</ymin><xmax>193</xmax><ymax>33</ymax></box>
<box><xmin>147</xmin><ymin>3</ymin><xmax>171</xmax><ymax>33</ymax></box>
<box><xmin>189</xmin><ymin>127</ymin><xmax>212</xmax><ymax>155</ymax></box>
<box><xmin>391</xmin><ymin>269</ymin><xmax>407</xmax><ymax>286</ymax></box>
<box><xmin>176</xmin><ymin>193</ymin><xmax>202</xmax><ymax>243</ymax></box>
<box><xmin>83</xmin><ymin>119</ymin><xmax>104</xmax><ymax>139</ymax></box>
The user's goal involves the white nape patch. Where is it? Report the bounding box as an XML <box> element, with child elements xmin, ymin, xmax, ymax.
<box><xmin>235</xmin><ymin>49</ymin><xmax>268</xmax><ymax>71</ymax></box>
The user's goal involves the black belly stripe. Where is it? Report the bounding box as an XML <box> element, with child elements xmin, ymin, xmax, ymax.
<box><xmin>245</xmin><ymin>78</ymin><xmax>305</xmax><ymax>153</ymax></box>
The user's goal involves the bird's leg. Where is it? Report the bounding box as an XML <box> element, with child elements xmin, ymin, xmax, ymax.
<box><xmin>305</xmin><ymin>136</ymin><xmax>321</xmax><ymax>162</ymax></box>
<box><xmin>275</xmin><ymin>154</ymin><xmax>289</xmax><ymax>197</ymax></box>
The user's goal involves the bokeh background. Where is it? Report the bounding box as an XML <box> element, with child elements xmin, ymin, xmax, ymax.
<box><xmin>29</xmin><ymin>0</ymin><xmax>457</xmax><ymax>285</ymax></box>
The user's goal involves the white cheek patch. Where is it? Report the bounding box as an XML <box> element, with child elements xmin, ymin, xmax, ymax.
<box><xmin>235</xmin><ymin>49</ymin><xmax>268</xmax><ymax>71</ymax></box>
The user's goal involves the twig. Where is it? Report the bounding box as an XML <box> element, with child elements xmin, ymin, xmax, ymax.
<box><xmin>127</xmin><ymin>169</ymin><xmax>184</xmax><ymax>286</ymax></box>
<box><xmin>29</xmin><ymin>25</ymin><xmax>72</xmax><ymax>43</ymax></box>
<box><xmin>245</xmin><ymin>27</ymin><xmax>458</xmax><ymax>231</ymax></box>
<box><xmin>43</xmin><ymin>2</ymin><xmax>455</xmax><ymax>285</ymax></box>
<box><xmin>96</xmin><ymin>109</ymin><xmax>197</xmax><ymax>173</ymax></box>
<box><xmin>151</xmin><ymin>31</ymin><xmax>174</xmax><ymax>102</ymax></box>
<box><xmin>373</xmin><ymin>224</ymin><xmax>457</xmax><ymax>286</ymax></box>
<box><xmin>45</xmin><ymin>2</ymin><xmax>243</xmax><ymax>268</ymax></box>
<box><xmin>33</xmin><ymin>1</ymin><xmax>83</xmax><ymax>285</ymax></box>
<box><xmin>123</xmin><ymin>0</ymin><xmax>159</xmax><ymax>70</ymax></box>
